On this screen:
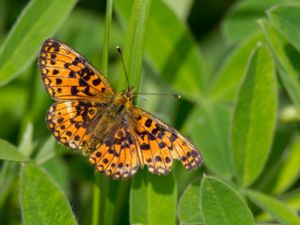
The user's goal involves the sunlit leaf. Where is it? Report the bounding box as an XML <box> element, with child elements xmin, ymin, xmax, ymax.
<box><xmin>272</xmin><ymin>134</ymin><xmax>300</xmax><ymax>194</ymax></box>
<box><xmin>201</xmin><ymin>176</ymin><xmax>255</xmax><ymax>225</ymax></box>
<box><xmin>222</xmin><ymin>0</ymin><xmax>292</xmax><ymax>44</ymax></box>
<box><xmin>20</xmin><ymin>164</ymin><xmax>77</xmax><ymax>225</ymax></box>
<box><xmin>130</xmin><ymin>171</ymin><xmax>177</xmax><ymax>225</ymax></box>
<box><xmin>259</xmin><ymin>18</ymin><xmax>300</xmax><ymax>114</ymax></box>
<box><xmin>185</xmin><ymin>102</ymin><xmax>231</xmax><ymax>177</ymax></box>
<box><xmin>178</xmin><ymin>179</ymin><xmax>202</xmax><ymax>224</ymax></box>
<box><xmin>210</xmin><ymin>32</ymin><xmax>265</xmax><ymax>102</ymax></box>
<box><xmin>268</xmin><ymin>4</ymin><xmax>300</xmax><ymax>52</ymax></box>
<box><xmin>231</xmin><ymin>44</ymin><xmax>277</xmax><ymax>186</ymax></box>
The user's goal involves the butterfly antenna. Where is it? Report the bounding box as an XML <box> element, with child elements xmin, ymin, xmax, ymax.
<box><xmin>116</xmin><ymin>46</ymin><xmax>130</xmax><ymax>89</ymax></box>
<box><xmin>134</xmin><ymin>93</ymin><xmax>181</xmax><ymax>99</ymax></box>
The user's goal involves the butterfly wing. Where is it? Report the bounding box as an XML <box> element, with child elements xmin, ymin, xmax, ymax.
<box><xmin>89</xmin><ymin>120</ymin><xmax>140</xmax><ymax>179</ymax></box>
<box><xmin>130</xmin><ymin>107</ymin><xmax>202</xmax><ymax>175</ymax></box>
<box><xmin>39</xmin><ymin>38</ymin><xmax>115</xmax><ymax>101</ymax></box>
<box><xmin>47</xmin><ymin>100</ymin><xmax>109</xmax><ymax>150</ymax></box>
<box><xmin>40</xmin><ymin>38</ymin><xmax>116</xmax><ymax>149</ymax></box>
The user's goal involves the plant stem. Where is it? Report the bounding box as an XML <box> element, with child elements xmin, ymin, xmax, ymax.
<box><xmin>92</xmin><ymin>172</ymin><xmax>101</xmax><ymax>225</ymax></box>
<box><xmin>101</xmin><ymin>0</ymin><xmax>113</xmax><ymax>76</ymax></box>
<box><xmin>92</xmin><ymin>1</ymin><xmax>114</xmax><ymax>225</ymax></box>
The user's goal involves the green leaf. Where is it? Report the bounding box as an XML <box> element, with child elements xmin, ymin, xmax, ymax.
<box><xmin>0</xmin><ymin>0</ymin><xmax>77</xmax><ymax>86</ymax></box>
<box><xmin>0</xmin><ymin>139</ymin><xmax>28</xmax><ymax>162</ymax></box>
<box><xmin>222</xmin><ymin>0</ymin><xmax>291</xmax><ymax>44</ymax></box>
<box><xmin>283</xmin><ymin>189</ymin><xmax>300</xmax><ymax>211</ymax></box>
<box><xmin>185</xmin><ymin>102</ymin><xmax>231</xmax><ymax>177</ymax></box>
<box><xmin>114</xmin><ymin>0</ymin><xmax>207</xmax><ymax>101</ymax></box>
<box><xmin>257</xmin><ymin>224</ymin><xmax>280</xmax><ymax>225</ymax></box>
<box><xmin>247</xmin><ymin>190</ymin><xmax>300</xmax><ymax>225</ymax></box>
<box><xmin>42</xmin><ymin>156</ymin><xmax>70</xmax><ymax>196</ymax></box>
<box><xmin>231</xmin><ymin>44</ymin><xmax>277</xmax><ymax>186</ymax></box>
<box><xmin>256</xmin><ymin>189</ymin><xmax>300</xmax><ymax>222</ymax></box>
<box><xmin>200</xmin><ymin>176</ymin><xmax>255</xmax><ymax>225</ymax></box>
<box><xmin>272</xmin><ymin>134</ymin><xmax>300</xmax><ymax>194</ymax></box>
<box><xmin>259</xmin><ymin>19</ymin><xmax>300</xmax><ymax>113</ymax></box>
<box><xmin>20</xmin><ymin>164</ymin><xmax>77</xmax><ymax>225</ymax></box>
<box><xmin>178</xmin><ymin>179</ymin><xmax>202</xmax><ymax>224</ymax></box>
<box><xmin>163</xmin><ymin>0</ymin><xmax>193</xmax><ymax>21</ymax></box>
<box><xmin>268</xmin><ymin>4</ymin><xmax>300</xmax><ymax>52</ymax></box>
<box><xmin>210</xmin><ymin>32</ymin><xmax>265</xmax><ymax>102</ymax></box>
<box><xmin>116</xmin><ymin>0</ymin><xmax>153</xmax><ymax>92</ymax></box>
<box><xmin>35</xmin><ymin>137</ymin><xmax>55</xmax><ymax>164</ymax></box>
<box><xmin>18</xmin><ymin>122</ymin><xmax>34</xmax><ymax>157</ymax></box>
<box><xmin>130</xmin><ymin>171</ymin><xmax>177</xmax><ymax>225</ymax></box>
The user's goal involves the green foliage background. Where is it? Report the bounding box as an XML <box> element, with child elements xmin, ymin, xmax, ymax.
<box><xmin>0</xmin><ymin>0</ymin><xmax>300</xmax><ymax>224</ymax></box>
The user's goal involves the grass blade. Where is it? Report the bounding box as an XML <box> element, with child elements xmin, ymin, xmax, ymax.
<box><xmin>114</xmin><ymin>0</ymin><xmax>206</xmax><ymax>101</ymax></box>
<box><xmin>93</xmin><ymin>1</ymin><xmax>114</xmax><ymax>225</ymax></box>
<box><xmin>0</xmin><ymin>0</ymin><xmax>77</xmax><ymax>86</ymax></box>
<box><xmin>116</xmin><ymin>0</ymin><xmax>153</xmax><ymax>92</ymax></box>
<box><xmin>101</xmin><ymin>0</ymin><xmax>114</xmax><ymax>76</ymax></box>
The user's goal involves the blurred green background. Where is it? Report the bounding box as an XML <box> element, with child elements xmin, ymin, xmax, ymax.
<box><xmin>1</xmin><ymin>0</ymin><xmax>300</xmax><ymax>225</ymax></box>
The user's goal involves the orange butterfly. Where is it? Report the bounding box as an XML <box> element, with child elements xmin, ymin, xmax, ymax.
<box><xmin>39</xmin><ymin>38</ymin><xmax>202</xmax><ymax>179</ymax></box>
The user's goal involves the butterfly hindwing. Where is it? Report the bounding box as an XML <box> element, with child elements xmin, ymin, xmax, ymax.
<box><xmin>39</xmin><ymin>38</ymin><xmax>115</xmax><ymax>100</ymax></box>
<box><xmin>131</xmin><ymin>107</ymin><xmax>202</xmax><ymax>175</ymax></box>
<box><xmin>47</xmin><ymin>100</ymin><xmax>107</xmax><ymax>149</ymax></box>
<box><xmin>89</xmin><ymin>123</ymin><xmax>140</xmax><ymax>179</ymax></box>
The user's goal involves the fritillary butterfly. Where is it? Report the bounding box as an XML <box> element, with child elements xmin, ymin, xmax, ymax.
<box><xmin>39</xmin><ymin>38</ymin><xmax>202</xmax><ymax>179</ymax></box>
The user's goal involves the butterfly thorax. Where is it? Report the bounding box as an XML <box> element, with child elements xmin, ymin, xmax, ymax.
<box><xmin>116</xmin><ymin>88</ymin><xmax>135</xmax><ymax>105</ymax></box>
<box><xmin>85</xmin><ymin>88</ymin><xmax>135</xmax><ymax>152</ymax></box>
<box><xmin>111</xmin><ymin>88</ymin><xmax>135</xmax><ymax>112</ymax></box>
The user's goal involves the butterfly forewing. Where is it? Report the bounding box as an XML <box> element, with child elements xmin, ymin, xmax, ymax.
<box><xmin>39</xmin><ymin>38</ymin><xmax>115</xmax><ymax>101</ymax></box>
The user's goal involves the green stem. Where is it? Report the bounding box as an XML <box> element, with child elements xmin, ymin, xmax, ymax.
<box><xmin>92</xmin><ymin>1</ymin><xmax>114</xmax><ymax>225</ymax></box>
<box><xmin>112</xmin><ymin>180</ymin><xmax>131</xmax><ymax>225</ymax></box>
<box><xmin>92</xmin><ymin>172</ymin><xmax>101</xmax><ymax>225</ymax></box>
<box><xmin>101</xmin><ymin>0</ymin><xmax>113</xmax><ymax>76</ymax></box>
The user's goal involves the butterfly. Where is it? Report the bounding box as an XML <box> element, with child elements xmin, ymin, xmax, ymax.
<box><xmin>39</xmin><ymin>38</ymin><xmax>202</xmax><ymax>179</ymax></box>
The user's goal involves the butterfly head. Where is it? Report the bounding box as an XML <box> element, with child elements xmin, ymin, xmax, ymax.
<box><xmin>115</xmin><ymin>87</ymin><xmax>135</xmax><ymax>108</ymax></box>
